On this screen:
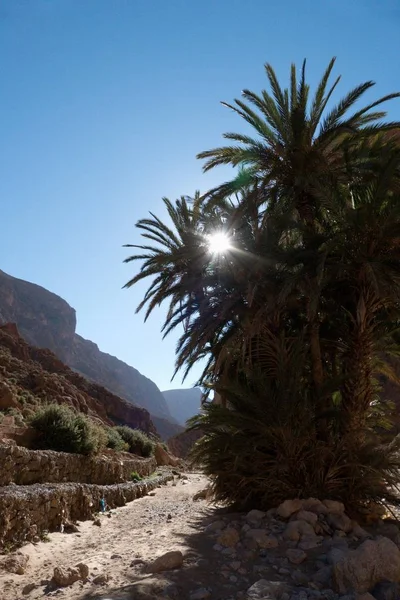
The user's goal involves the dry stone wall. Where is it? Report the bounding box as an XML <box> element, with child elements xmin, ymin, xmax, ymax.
<box><xmin>0</xmin><ymin>473</ymin><xmax>173</xmax><ymax>548</ymax></box>
<box><xmin>0</xmin><ymin>444</ymin><xmax>156</xmax><ymax>486</ymax></box>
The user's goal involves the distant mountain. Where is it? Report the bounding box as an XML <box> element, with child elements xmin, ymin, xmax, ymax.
<box><xmin>162</xmin><ymin>387</ymin><xmax>203</xmax><ymax>426</ymax></box>
<box><xmin>0</xmin><ymin>269</ymin><xmax>181</xmax><ymax>439</ymax></box>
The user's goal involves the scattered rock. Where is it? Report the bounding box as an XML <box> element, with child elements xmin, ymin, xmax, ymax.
<box><xmin>63</xmin><ymin>521</ymin><xmax>79</xmax><ymax>533</ymax></box>
<box><xmin>302</xmin><ymin>498</ymin><xmax>327</xmax><ymax>514</ymax></box>
<box><xmin>193</xmin><ymin>487</ymin><xmax>211</xmax><ymax>501</ymax></box>
<box><xmin>291</xmin><ymin>570</ymin><xmax>309</xmax><ymax>587</ymax></box>
<box><xmin>93</xmin><ymin>518</ymin><xmax>101</xmax><ymax>527</ymax></box>
<box><xmin>93</xmin><ymin>573</ymin><xmax>109</xmax><ymax>585</ymax></box>
<box><xmin>22</xmin><ymin>583</ymin><xmax>36</xmax><ymax>595</ymax></box>
<box><xmin>247</xmin><ymin>579</ymin><xmax>289</xmax><ymax>599</ymax></box>
<box><xmin>312</xmin><ymin>565</ymin><xmax>332</xmax><ymax>587</ymax></box>
<box><xmin>277</xmin><ymin>499</ymin><xmax>304</xmax><ymax>519</ymax></box>
<box><xmin>298</xmin><ymin>536</ymin><xmax>321</xmax><ymax>550</ymax></box>
<box><xmin>295</xmin><ymin>510</ymin><xmax>318</xmax><ymax>526</ymax></box>
<box><xmin>246</xmin><ymin>529</ymin><xmax>279</xmax><ymax>549</ymax></box>
<box><xmin>332</xmin><ymin>536</ymin><xmax>400</xmax><ymax>593</ymax></box>
<box><xmin>286</xmin><ymin>548</ymin><xmax>307</xmax><ymax>565</ymax></box>
<box><xmin>352</xmin><ymin>523</ymin><xmax>370</xmax><ymax>540</ymax></box>
<box><xmin>146</xmin><ymin>550</ymin><xmax>184</xmax><ymax>573</ymax></box>
<box><xmin>2</xmin><ymin>553</ymin><xmax>29</xmax><ymax>575</ymax></box>
<box><xmin>52</xmin><ymin>563</ymin><xmax>89</xmax><ymax>587</ymax></box>
<box><xmin>218</xmin><ymin>527</ymin><xmax>240</xmax><ymax>548</ymax></box>
<box><xmin>130</xmin><ymin>558</ymin><xmax>145</xmax><ymax>567</ymax></box>
<box><xmin>371</xmin><ymin>580</ymin><xmax>400</xmax><ymax>600</ymax></box>
<box><xmin>327</xmin><ymin>513</ymin><xmax>353</xmax><ymax>534</ymax></box>
<box><xmin>205</xmin><ymin>520</ymin><xmax>225</xmax><ymax>533</ymax></box>
<box><xmin>323</xmin><ymin>500</ymin><xmax>345</xmax><ymax>514</ymax></box>
<box><xmin>246</xmin><ymin>509</ymin><xmax>266</xmax><ymax>524</ymax></box>
<box><xmin>283</xmin><ymin>520</ymin><xmax>316</xmax><ymax>541</ymax></box>
<box><xmin>110</xmin><ymin>554</ymin><xmax>122</xmax><ymax>559</ymax></box>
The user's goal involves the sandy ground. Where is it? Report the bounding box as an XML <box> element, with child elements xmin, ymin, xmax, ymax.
<box><xmin>0</xmin><ymin>473</ymin><xmax>251</xmax><ymax>600</ymax></box>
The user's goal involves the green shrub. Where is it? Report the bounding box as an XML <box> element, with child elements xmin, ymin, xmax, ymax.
<box><xmin>115</xmin><ymin>426</ymin><xmax>155</xmax><ymax>457</ymax></box>
<box><xmin>5</xmin><ymin>407</ymin><xmax>25</xmax><ymax>427</ymax></box>
<box><xmin>106</xmin><ymin>427</ymin><xmax>129</xmax><ymax>452</ymax></box>
<box><xmin>30</xmin><ymin>404</ymin><xmax>106</xmax><ymax>455</ymax></box>
<box><xmin>130</xmin><ymin>471</ymin><xmax>142</xmax><ymax>482</ymax></box>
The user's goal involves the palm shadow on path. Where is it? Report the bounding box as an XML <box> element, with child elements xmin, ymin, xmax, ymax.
<box><xmin>79</xmin><ymin>503</ymin><xmax>262</xmax><ymax>600</ymax></box>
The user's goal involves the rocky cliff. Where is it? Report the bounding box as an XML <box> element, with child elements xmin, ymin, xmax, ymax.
<box><xmin>0</xmin><ymin>323</ymin><xmax>156</xmax><ymax>435</ymax></box>
<box><xmin>0</xmin><ymin>269</ymin><xmax>181</xmax><ymax>438</ymax></box>
<box><xmin>162</xmin><ymin>387</ymin><xmax>202</xmax><ymax>426</ymax></box>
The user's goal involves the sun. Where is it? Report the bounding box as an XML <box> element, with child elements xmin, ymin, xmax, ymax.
<box><xmin>207</xmin><ymin>232</ymin><xmax>232</xmax><ymax>254</ymax></box>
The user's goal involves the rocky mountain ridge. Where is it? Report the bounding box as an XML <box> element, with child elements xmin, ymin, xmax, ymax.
<box><xmin>0</xmin><ymin>322</ymin><xmax>155</xmax><ymax>434</ymax></box>
<box><xmin>0</xmin><ymin>269</ymin><xmax>182</xmax><ymax>438</ymax></box>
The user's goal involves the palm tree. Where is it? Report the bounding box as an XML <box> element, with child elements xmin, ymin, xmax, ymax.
<box><xmin>124</xmin><ymin>58</ymin><xmax>400</xmax><ymax>510</ymax></box>
<box><xmin>198</xmin><ymin>58</ymin><xmax>400</xmax><ymax>220</ymax></box>
<box><xmin>197</xmin><ymin>58</ymin><xmax>400</xmax><ymax>416</ymax></box>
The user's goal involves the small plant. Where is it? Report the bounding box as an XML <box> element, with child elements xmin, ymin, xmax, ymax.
<box><xmin>130</xmin><ymin>471</ymin><xmax>142</xmax><ymax>482</ymax></box>
<box><xmin>115</xmin><ymin>426</ymin><xmax>155</xmax><ymax>457</ymax></box>
<box><xmin>40</xmin><ymin>531</ymin><xmax>50</xmax><ymax>543</ymax></box>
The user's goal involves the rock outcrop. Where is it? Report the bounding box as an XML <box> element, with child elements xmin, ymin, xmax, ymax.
<box><xmin>168</xmin><ymin>427</ymin><xmax>204</xmax><ymax>459</ymax></box>
<box><xmin>0</xmin><ymin>323</ymin><xmax>156</xmax><ymax>435</ymax></box>
<box><xmin>0</xmin><ymin>269</ymin><xmax>181</xmax><ymax>437</ymax></box>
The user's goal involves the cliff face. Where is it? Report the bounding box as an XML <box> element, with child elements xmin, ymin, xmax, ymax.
<box><xmin>0</xmin><ymin>270</ymin><xmax>76</xmax><ymax>363</ymax></box>
<box><xmin>0</xmin><ymin>323</ymin><xmax>156</xmax><ymax>434</ymax></box>
<box><xmin>0</xmin><ymin>269</ymin><xmax>179</xmax><ymax>437</ymax></box>
<box><xmin>162</xmin><ymin>387</ymin><xmax>202</xmax><ymax>426</ymax></box>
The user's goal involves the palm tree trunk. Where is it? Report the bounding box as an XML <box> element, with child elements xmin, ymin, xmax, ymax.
<box><xmin>340</xmin><ymin>293</ymin><xmax>374</xmax><ymax>440</ymax></box>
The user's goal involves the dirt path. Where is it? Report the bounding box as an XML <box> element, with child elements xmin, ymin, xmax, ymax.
<box><xmin>0</xmin><ymin>473</ymin><xmax>254</xmax><ymax>600</ymax></box>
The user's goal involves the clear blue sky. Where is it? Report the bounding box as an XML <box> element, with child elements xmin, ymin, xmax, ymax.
<box><xmin>1</xmin><ymin>0</ymin><xmax>399</xmax><ymax>391</ymax></box>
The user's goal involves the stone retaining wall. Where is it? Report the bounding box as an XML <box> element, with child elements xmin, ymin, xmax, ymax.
<box><xmin>0</xmin><ymin>444</ymin><xmax>157</xmax><ymax>486</ymax></box>
<box><xmin>0</xmin><ymin>473</ymin><xmax>173</xmax><ymax>548</ymax></box>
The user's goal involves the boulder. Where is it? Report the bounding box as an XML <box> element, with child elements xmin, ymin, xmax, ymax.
<box><xmin>245</xmin><ymin>530</ymin><xmax>279</xmax><ymax>549</ymax></box>
<box><xmin>22</xmin><ymin>583</ymin><xmax>37</xmax><ymax>595</ymax></box>
<box><xmin>332</xmin><ymin>537</ymin><xmax>400</xmax><ymax>593</ymax></box>
<box><xmin>246</xmin><ymin>509</ymin><xmax>266</xmax><ymax>524</ymax></box>
<box><xmin>327</xmin><ymin>512</ymin><xmax>353</xmax><ymax>533</ymax></box>
<box><xmin>52</xmin><ymin>563</ymin><xmax>89</xmax><ymax>587</ymax></box>
<box><xmin>218</xmin><ymin>527</ymin><xmax>240</xmax><ymax>548</ymax></box>
<box><xmin>93</xmin><ymin>573</ymin><xmax>109</xmax><ymax>585</ymax></box>
<box><xmin>294</xmin><ymin>510</ymin><xmax>318</xmax><ymax>526</ymax></box>
<box><xmin>276</xmin><ymin>499</ymin><xmax>303</xmax><ymax>519</ymax></box>
<box><xmin>283</xmin><ymin>519</ymin><xmax>316</xmax><ymax>541</ymax></box>
<box><xmin>154</xmin><ymin>443</ymin><xmax>179</xmax><ymax>467</ymax></box>
<box><xmin>146</xmin><ymin>550</ymin><xmax>184</xmax><ymax>573</ymax></box>
<box><xmin>323</xmin><ymin>499</ymin><xmax>345</xmax><ymax>514</ymax></box>
<box><xmin>302</xmin><ymin>498</ymin><xmax>327</xmax><ymax>514</ymax></box>
<box><xmin>286</xmin><ymin>549</ymin><xmax>307</xmax><ymax>565</ymax></box>
<box><xmin>3</xmin><ymin>552</ymin><xmax>29</xmax><ymax>575</ymax></box>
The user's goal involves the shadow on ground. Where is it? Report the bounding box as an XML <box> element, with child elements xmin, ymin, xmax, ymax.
<box><xmin>78</xmin><ymin>504</ymin><xmax>262</xmax><ymax>600</ymax></box>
